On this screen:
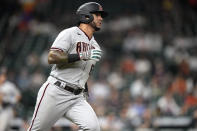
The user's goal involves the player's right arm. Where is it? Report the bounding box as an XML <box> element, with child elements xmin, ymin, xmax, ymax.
<box><xmin>48</xmin><ymin>50</ymin><xmax>69</xmax><ymax>65</ymax></box>
<box><xmin>48</xmin><ymin>49</ymin><xmax>84</xmax><ymax>65</ymax></box>
<box><xmin>48</xmin><ymin>49</ymin><xmax>102</xmax><ymax>65</ymax></box>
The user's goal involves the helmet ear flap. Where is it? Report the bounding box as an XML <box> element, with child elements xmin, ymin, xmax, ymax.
<box><xmin>76</xmin><ymin>2</ymin><xmax>108</xmax><ymax>24</ymax></box>
<box><xmin>78</xmin><ymin>13</ymin><xmax>94</xmax><ymax>24</ymax></box>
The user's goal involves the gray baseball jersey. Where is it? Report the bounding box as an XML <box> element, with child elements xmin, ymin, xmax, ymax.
<box><xmin>28</xmin><ymin>26</ymin><xmax>101</xmax><ymax>131</ymax></box>
<box><xmin>50</xmin><ymin>26</ymin><xmax>101</xmax><ymax>89</ymax></box>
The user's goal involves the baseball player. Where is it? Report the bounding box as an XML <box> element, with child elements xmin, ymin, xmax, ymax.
<box><xmin>0</xmin><ymin>67</ymin><xmax>21</xmax><ymax>131</ymax></box>
<box><xmin>28</xmin><ymin>2</ymin><xmax>108</xmax><ymax>131</ymax></box>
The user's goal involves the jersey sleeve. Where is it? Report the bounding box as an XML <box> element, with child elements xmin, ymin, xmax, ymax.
<box><xmin>50</xmin><ymin>29</ymin><xmax>72</xmax><ymax>53</ymax></box>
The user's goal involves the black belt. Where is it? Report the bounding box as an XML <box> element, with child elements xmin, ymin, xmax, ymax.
<box><xmin>54</xmin><ymin>81</ymin><xmax>83</xmax><ymax>95</ymax></box>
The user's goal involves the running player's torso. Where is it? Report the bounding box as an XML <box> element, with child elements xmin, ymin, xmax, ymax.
<box><xmin>50</xmin><ymin>26</ymin><xmax>101</xmax><ymax>88</ymax></box>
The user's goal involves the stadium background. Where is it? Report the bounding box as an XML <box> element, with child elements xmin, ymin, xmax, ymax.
<box><xmin>0</xmin><ymin>0</ymin><xmax>197</xmax><ymax>130</ymax></box>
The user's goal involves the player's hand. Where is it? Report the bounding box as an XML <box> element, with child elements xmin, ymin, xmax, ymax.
<box><xmin>89</xmin><ymin>49</ymin><xmax>102</xmax><ymax>61</ymax></box>
<box><xmin>79</xmin><ymin>49</ymin><xmax>102</xmax><ymax>62</ymax></box>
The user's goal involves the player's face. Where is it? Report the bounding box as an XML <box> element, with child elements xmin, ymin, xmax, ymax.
<box><xmin>90</xmin><ymin>13</ymin><xmax>103</xmax><ymax>31</ymax></box>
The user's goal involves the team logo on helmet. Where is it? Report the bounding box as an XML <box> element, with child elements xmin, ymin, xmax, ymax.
<box><xmin>99</xmin><ymin>5</ymin><xmax>103</xmax><ymax>11</ymax></box>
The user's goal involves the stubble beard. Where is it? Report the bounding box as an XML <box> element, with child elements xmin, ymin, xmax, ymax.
<box><xmin>90</xmin><ymin>21</ymin><xmax>100</xmax><ymax>31</ymax></box>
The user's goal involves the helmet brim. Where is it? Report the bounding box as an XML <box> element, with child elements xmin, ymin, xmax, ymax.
<box><xmin>91</xmin><ymin>11</ymin><xmax>108</xmax><ymax>18</ymax></box>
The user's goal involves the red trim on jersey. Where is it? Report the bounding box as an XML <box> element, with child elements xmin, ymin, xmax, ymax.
<box><xmin>77</xmin><ymin>27</ymin><xmax>92</xmax><ymax>41</ymax></box>
<box><xmin>29</xmin><ymin>83</ymin><xmax>50</xmax><ymax>131</ymax></box>
<box><xmin>50</xmin><ymin>47</ymin><xmax>64</xmax><ymax>52</ymax></box>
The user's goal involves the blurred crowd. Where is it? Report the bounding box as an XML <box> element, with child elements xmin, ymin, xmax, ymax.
<box><xmin>0</xmin><ymin>0</ymin><xmax>197</xmax><ymax>130</ymax></box>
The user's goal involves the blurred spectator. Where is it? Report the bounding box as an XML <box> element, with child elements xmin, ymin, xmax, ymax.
<box><xmin>179</xmin><ymin>59</ymin><xmax>190</xmax><ymax>76</ymax></box>
<box><xmin>97</xmin><ymin>60</ymin><xmax>111</xmax><ymax>80</ymax></box>
<box><xmin>170</xmin><ymin>74</ymin><xmax>187</xmax><ymax>95</ymax></box>
<box><xmin>0</xmin><ymin>67</ymin><xmax>21</xmax><ymax>130</ymax></box>
<box><xmin>106</xmin><ymin>88</ymin><xmax>121</xmax><ymax>113</ymax></box>
<box><xmin>127</xmin><ymin>96</ymin><xmax>147</xmax><ymax>127</ymax></box>
<box><xmin>130</xmin><ymin>78</ymin><xmax>145</xmax><ymax>98</ymax></box>
<box><xmin>121</xmin><ymin>56</ymin><xmax>135</xmax><ymax>75</ymax></box>
<box><xmin>139</xmin><ymin>108</ymin><xmax>152</xmax><ymax>128</ymax></box>
<box><xmin>129</xmin><ymin>77</ymin><xmax>152</xmax><ymax>100</ymax></box>
<box><xmin>157</xmin><ymin>89</ymin><xmax>181</xmax><ymax>116</ymax></box>
<box><xmin>149</xmin><ymin>76</ymin><xmax>162</xmax><ymax>104</ymax></box>
<box><xmin>29</xmin><ymin>68</ymin><xmax>46</xmax><ymax>89</ymax></box>
<box><xmin>123</xmin><ymin>31</ymin><xmax>162</xmax><ymax>53</ymax></box>
<box><xmin>26</xmin><ymin>52</ymin><xmax>39</xmax><ymax>71</ymax></box>
<box><xmin>188</xmin><ymin>56</ymin><xmax>197</xmax><ymax>71</ymax></box>
<box><xmin>107</xmin><ymin>15</ymin><xmax>146</xmax><ymax>32</ymax></box>
<box><xmin>89</xmin><ymin>80</ymin><xmax>110</xmax><ymax>102</ymax></box>
<box><xmin>182</xmin><ymin>85</ymin><xmax>197</xmax><ymax>116</ymax></box>
<box><xmin>99</xmin><ymin>112</ymin><xmax>125</xmax><ymax>131</ymax></box>
<box><xmin>28</xmin><ymin>19</ymin><xmax>58</xmax><ymax>35</ymax></box>
<box><xmin>107</xmin><ymin>71</ymin><xmax>125</xmax><ymax>89</ymax></box>
<box><xmin>135</xmin><ymin>57</ymin><xmax>151</xmax><ymax>75</ymax></box>
<box><xmin>40</xmin><ymin>49</ymin><xmax>49</xmax><ymax>67</ymax></box>
<box><xmin>153</xmin><ymin>59</ymin><xmax>165</xmax><ymax>80</ymax></box>
<box><xmin>16</xmin><ymin>68</ymin><xmax>31</xmax><ymax>90</ymax></box>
